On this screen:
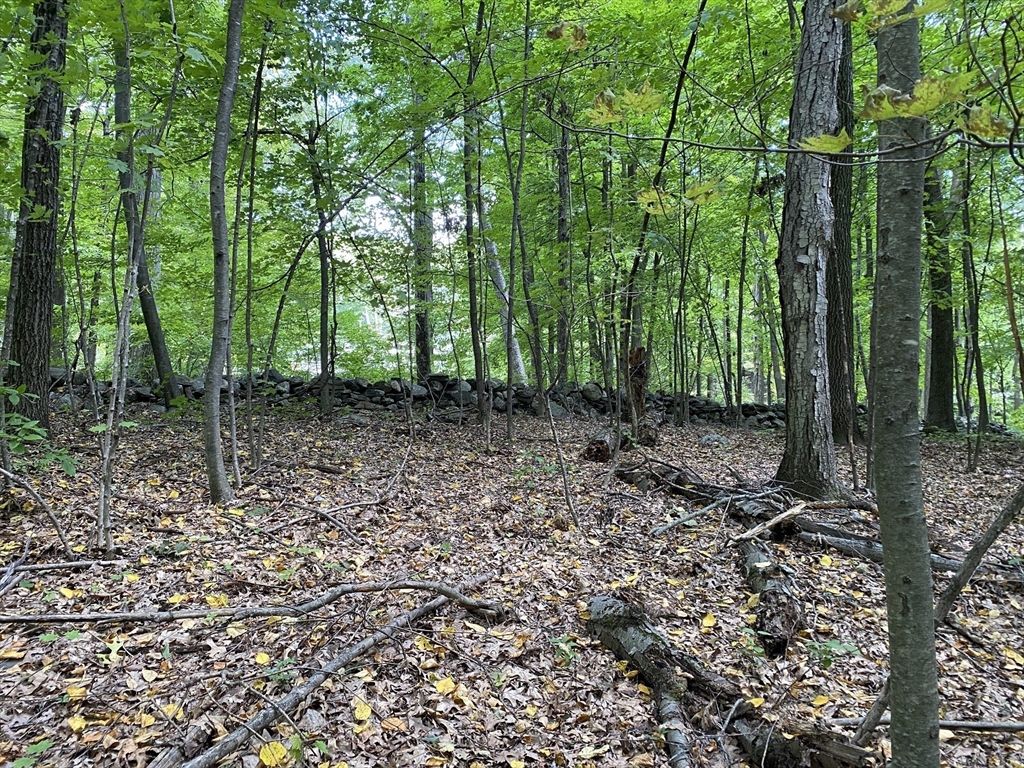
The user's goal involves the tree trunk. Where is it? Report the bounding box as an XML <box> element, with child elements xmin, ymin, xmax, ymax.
<box><xmin>5</xmin><ymin>0</ymin><xmax>67</xmax><ymax>432</ymax></box>
<box><xmin>872</xmin><ymin>9</ymin><xmax>940</xmax><ymax>766</ymax></box>
<box><xmin>773</xmin><ymin>0</ymin><xmax>841</xmax><ymax>499</ymax></box>
<box><xmin>554</xmin><ymin>103</ymin><xmax>571</xmax><ymax>386</ymax></box>
<box><xmin>827</xmin><ymin>21</ymin><xmax>861</xmax><ymax>446</ymax></box>
<box><xmin>204</xmin><ymin>0</ymin><xmax>246</xmax><ymax>505</ymax></box>
<box><xmin>114</xmin><ymin>45</ymin><xmax>180</xmax><ymax>409</ymax></box>
<box><xmin>412</xmin><ymin>110</ymin><xmax>433</xmax><ymax>383</ymax></box>
<box><xmin>923</xmin><ymin>161</ymin><xmax>957</xmax><ymax>432</ymax></box>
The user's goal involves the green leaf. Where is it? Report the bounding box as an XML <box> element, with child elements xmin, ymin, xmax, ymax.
<box><xmin>40</xmin><ymin>633</ymin><xmax>58</xmax><ymax>642</ymax></box>
<box><xmin>88</xmin><ymin>424</ymin><xmax>107</xmax><ymax>433</ymax></box>
<box><xmin>798</xmin><ymin>128</ymin><xmax>853</xmax><ymax>154</ymax></box>
<box><xmin>26</xmin><ymin>740</ymin><xmax>53</xmax><ymax>755</ymax></box>
<box><xmin>621</xmin><ymin>81</ymin><xmax>664</xmax><ymax>114</ymax></box>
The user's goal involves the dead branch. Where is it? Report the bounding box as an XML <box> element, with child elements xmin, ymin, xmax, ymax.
<box><xmin>281</xmin><ymin>501</ymin><xmax>363</xmax><ymax>544</ymax></box>
<box><xmin>732</xmin><ymin>502</ymin><xmax>808</xmax><ymax>541</ymax></box>
<box><xmin>178</xmin><ymin>573</ymin><xmax>494</xmax><ymax>768</ymax></box>
<box><xmin>0</xmin><ymin>576</ymin><xmax>505</xmax><ymax>625</ymax></box>
<box><xmin>12</xmin><ymin>559</ymin><xmax>125</xmax><ymax>573</ymax></box>
<box><xmin>0</xmin><ymin>466</ymin><xmax>73</xmax><ymax>558</ymax></box>
<box><xmin>835</xmin><ymin>715</ymin><xmax>1024</xmax><ymax>733</ymax></box>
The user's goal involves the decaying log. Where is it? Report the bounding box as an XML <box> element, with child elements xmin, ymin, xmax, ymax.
<box><xmin>582</xmin><ymin>430</ymin><xmax>633</xmax><ymax>462</ymax></box>
<box><xmin>617</xmin><ymin>458</ymin><xmax>706</xmax><ymax>498</ymax></box>
<box><xmin>587</xmin><ymin>593</ymin><xmax>870</xmax><ymax>768</ymax></box>
<box><xmin>794</xmin><ymin>527</ymin><xmax>963</xmax><ymax>572</ymax></box>
<box><xmin>737</xmin><ymin>540</ymin><xmax>803</xmax><ymax>658</ymax></box>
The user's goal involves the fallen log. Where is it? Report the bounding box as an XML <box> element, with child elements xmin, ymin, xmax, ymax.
<box><xmin>737</xmin><ymin>540</ymin><xmax>803</xmax><ymax>658</ymax></box>
<box><xmin>587</xmin><ymin>593</ymin><xmax>870</xmax><ymax>768</ymax></box>
<box><xmin>583</xmin><ymin>429</ymin><xmax>634</xmax><ymax>462</ymax></box>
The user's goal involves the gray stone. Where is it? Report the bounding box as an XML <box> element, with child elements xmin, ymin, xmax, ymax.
<box><xmin>275</xmin><ymin>381</ymin><xmax>290</xmax><ymax>395</ymax></box>
<box><xmin>364</xmin><ymin>388</ymin><xmax>386</xmax><ymax>399</ymax></box>
<box><xmin>54</xmin><ymin>393</ymin><xmax>81</xmax><ymax>412</ymax></box>
<box><xmin>410</xmin><ymin>384</ymin><xmax>429</xmax><ymax>399</ymax></box>
<box><xmin>581</xmin><ymin>381</ymin><xmax>604</xmax><ymax>402</ymax></box>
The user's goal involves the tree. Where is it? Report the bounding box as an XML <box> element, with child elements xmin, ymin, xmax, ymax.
<box><xmin>4</xmin><ymin>0</ymin><xmax>68</xmax><ymax>432</ymax></box>
<box><xmin>204</xmin><ymin>0</ymin><xmax>246</xmax><ymax>505</ymax></box>
<box><xmin>923</xmin><ymin>158</ymin><xmax>957</xmax><ymax>432</ymax></box>
<box><xmin>872</xmin><ymin>5</ymin><xmax>940</xmax><ymax>765</ymax></box>
<box><xmin>827</xmin><ymin>21</ymin><xmax>862</xmax><ymax>448</ymax></box>
<box><xmin>773</xmin><ymin>0</ymin><xmax>842</xmax><ymax>499</ymax></box>
<box><xmin>113</xmin><ymin>40</ymin><xmax>180</xmax><ymax>409</ymax></box>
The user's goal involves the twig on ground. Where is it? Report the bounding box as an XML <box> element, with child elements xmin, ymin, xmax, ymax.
<box><xmin>0</xmin><ymin>466</ymin><xmax>73</xmax><ymax>558</ymax></box>
<box><xmin>0</xmin><ymin>576</ymin><xmax>505</xmax><ymax>625</ymax></box>
<box><xmin>731</xmin><ymin>502</ymin><xmax>808</xmax><ymax>542</ymax></box>
<box><xmin>836</xmin><ymin>716</ymin><xmax>1024</xmax><ymax>733</ymax></box>
<box><xmin>0</xmin><ymin>539</ymin><xmax>30</xmax><ymax>599</ymax></box>
<box><xmin>281</xmin><ymin>502</ymin><xmax>362</xmax><ymax>544</ymax></box>
<box><xmin>179</xmin><ymin>573</ymin><xmax>495</xmax><ymax>768</ymax></box>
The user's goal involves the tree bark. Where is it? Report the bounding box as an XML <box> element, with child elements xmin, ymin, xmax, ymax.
<box><xmin>827</xmin><ymin>21</ymin><xmax>861</xmax><ymax>447</ymax></box>
<box><xmin>204</xmin><ymin>0</ymin><xmax>246</xmax><ymax>504</ymax></box>
<box><xmin>923</xmin><ymin>162</ymin><xmax>957</xmax><ymax>432</ymax></box>
<box><xmin>5</xmin><ymin>0</ymin><xmax>67</xmax><ymax>432</ymax></box>
<box><xmin>774</xmin><ymin>0</ymin><xmax>841</xmax><ymax>499</ymax></box>
<box><xmin>412</xmin><ymin>104</ymin><xmax>433</xmax><ymax>383</ymax></box>
<box><xmin>114</xmin><ymin>45</ymin><xmax>180</xmax><ymax>409</ymax></box>
<box><xmin>872</xmin><ymin>8</ymin><xmax>940</xmax><ymax>766</ymax></box>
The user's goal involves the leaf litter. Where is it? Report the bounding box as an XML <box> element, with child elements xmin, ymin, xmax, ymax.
<box><xmin>1</xmin><ymin>409</ymin><xmax>1022</xmax><ymax>767</ymax></box>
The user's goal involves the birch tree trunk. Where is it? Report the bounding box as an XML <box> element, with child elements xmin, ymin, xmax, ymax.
<box><xmin>873</xmin><ymin>7</ymin><xmax>940</xmax><ymax>765</ymax></box>
<box><xmin>773</xmin><ymin>0</ymin><xmax>841</xmax><ymax>499</ymax></box>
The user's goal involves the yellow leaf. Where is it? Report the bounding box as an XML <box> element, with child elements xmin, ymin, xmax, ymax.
<box><xmin>59</xmin><ymin>587</ymin><xmax>83</xmax><ymax>598</ymax></box>
<box><xmin>381</xmin><ymin>717</ymin><xmax>407</xmax><ymax>731</ymax></box>
<box><xmin>812</xmin><ymin>694</ymin><xmax>829</xmax><ymax>707</ymax></box>
<box><xmin>67</xmin><ymin>715</ymin><xmax>87</xmax><ymax>733</ymax></box>
<box><xmin>525</xmin><ymin>704</ymin><xmax>538</xmax><ymax>717</ymax></box>
<box><xmin>939</xmin><ymin>729</ymin><xmax>956</xmax><ymax>740</ymax></box>
<box><xmin>798</xmin><ymin>129</ymin><xmax>853</xmax><ymax>155</ymax></box>
<box><xmin>137</xmin><ymin>712</ymin><xmax>156</xmax><ymax>727</ymax></box>
<box><xmin>353</xmin><ymin>698</ymin><xmax>372</xmax><ymax>721</ymax></box>
<box><xmin>586</xmin><ymin>89</ymin><xmax>622</xmax><ymax>125</ymax></box>
<box><xmin>161</xmin><ymin>703</ymin><xmax>184</xmax><ymax>719</ymax></box>
<box><xmin>167</xmin><ymin>593</ymin><xmax>189</xmax><ymax>605</ymax></box>
<box><xmin>463</xmin><ymin>620</ymin><xmax>487</xmax><ymax>633</ymax></box>
<box><xmin>141</xmin><ymin>669</ymin><xmax>159</xmax><ymax>682</ymax></box>
<box><xmin>168</xmin><ymin>490</ymin><xmax>180</xmax><ymax>499</ymax></box>
<box><xmin>255</xmin><ymin>652</ymin><xmax>271</xmax><ymax>665</ymax></box>
<box><xmin>579</xmin><ymin>744</ymin><xmax>610</xmax><ymax>759</ymax></box>
<box><xmin>1003</xmin><ymin>647</ymin><xmax>1024</xmax><ymax>665</ymax></box>
<box><xmin>748</xmin><ymin>697</ymin><xmax>765</xmax><ymax>708</ymax></box>
<box><xmin>67</xmin><ymin>685</ymin><xmax>88</xmax><ymax>700</ymax></box>
<box><xmin>637</xmin><ymin>187</ymin><xmax>677</xmax><ymax>216</ymax></box>
<box><xmin>125</xmin><ymin>573</ymin><xmax>140</xmax><ymax>583</ymax></box>
<box><xmin>206</xmin><ymin>594</ymin><xmax>230</xmax><ymax>609</ymax></box>
<box><xmin>73</xmin><ymin>544</ymin><xmax>87</xmax><ymax>553</ymax></box>
<box><xmin>683</xmin><ymin>178</ymin><xmax>721</xmax><ymax>206</ymax></box>
<box><xmin>259</xmin><ymin>741</ymin><xmax>288</xmax><ymax>767</ymax></box>
<box><xmin>820</xmin><ymin>555</ymin><xmax>833</xmax><ymax>567</ymax></box>
<box><xmin>435</xmin><ymin>677</ymin><xmax>457</xmax><ymax>695</ymax></box>
<box><xmin>701</xmin><ymin>613</ymin><xmax>716</xmax><ymax>628</ymax></box>
<box><xmin>636</xmin><ymin>683</ymin><xmax>651</xmax><ymax>695</ymax></box>
<box><xmin>621</xmin><ymin>80</ymin><xmax>664</xmax><ymax>113</ymax></box>
<box><xmin>0</xmin><ymin>648</ymin><xmax>25</xmax><ymax>660</ymax></box>
<box><xmin>508</xmin><ymin>761</ymin><xmax>526</xmax><ymax>768</ymax></box>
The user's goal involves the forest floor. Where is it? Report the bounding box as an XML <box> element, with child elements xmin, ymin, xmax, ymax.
<box><xmin>1</xmin><ymin>405</ymin><xmax>1023</xmax><ymax>768</ymax></box>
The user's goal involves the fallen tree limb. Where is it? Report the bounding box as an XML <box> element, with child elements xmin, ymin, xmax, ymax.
<box><xmin>0</xmin><ymin>576</ymin><xmax>505</xmax><ymax>625</ymax></box>
<box><xmin>11</xmin><ymin>559</ymin><xmax>125</xmax><ymax>573</ymax></box>
<box><xmin>795</xmin><ymin>529</ymin><xmax>963</xmax><ymax>572</ymax></box>
<box><xmin>853</xmin><ymin>479</ymin><xmax>1024</xmax><ymax>746</ymax></box>
<box><xmin>0</xmin><ymin>466</ymin><xmax>73</xmax><ymax>558</ymax></box>
<box><xmin>179</xmin><ymin>573</ymin><xmax>494</xmax><ymax>768</ymax></box>
<box><xmin>732</xmin><ymin>502</ymin><xmax>807</xmax><ymax>542</ymax></box>
<box><xmin>837</xmin><ymin>716</ymin><xmax>1024</xmax><ymax>733</ymax></box>
<box><xmin>587</xmin><ymin>592</ymin><xmax>870</xmax><ymax>767</ymax></box>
